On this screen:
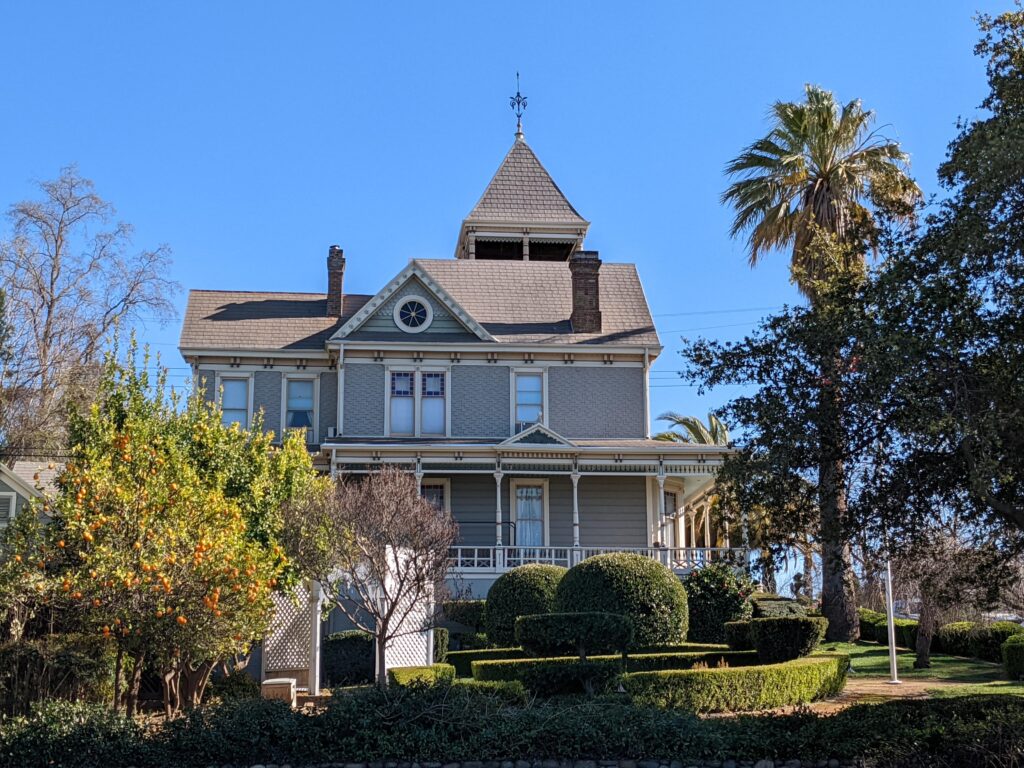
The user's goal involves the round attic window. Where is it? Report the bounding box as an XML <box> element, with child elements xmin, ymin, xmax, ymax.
<box><xmin>394</xmin><ymin>296</ymin><xmax>432</xmax><ymax>333</ymax></box>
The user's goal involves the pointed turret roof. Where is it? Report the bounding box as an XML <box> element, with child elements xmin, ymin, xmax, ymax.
<box><xmin>465</xmin><ymin>136</ymin><xmax>586</xmax><ymax>225</ymax></box>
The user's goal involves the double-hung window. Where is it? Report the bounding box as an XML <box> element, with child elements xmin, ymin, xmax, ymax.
<box><xmin>219</xmin><ymin>377</ymin><xmax>250</xmax><ymax>428</ymax></box>
<box><xmin>420</xmin><ymin>479</ymin><xmax>450</xmax><ymax>512</ymax></box>
<box><xmin>514</xmin><ymin>372</ymin><xmax>544</xmax><ymax>433</ymax></box>
<box><xmin>388</xmin><ymin>370</ymin><xmax>447</xmax><ymax>436</ymax></box>
<box><xmin>285</xmin><ymin>378</ymin><xmax>316</xmax><ymax>442</ymax></box>
<box><xmin>0</xmin><ymin>493</ymin><xmax>14</xmax><ymax>528</ymax></box>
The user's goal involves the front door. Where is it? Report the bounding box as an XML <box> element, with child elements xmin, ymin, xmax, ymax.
<box><xmin>514</xmin><ymin>483</ymin><xmax>545</xmax><ymax>547</ymax></box>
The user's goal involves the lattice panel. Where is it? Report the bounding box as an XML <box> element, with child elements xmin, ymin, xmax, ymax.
<box><xmin>264</xmin><ymin>585</ymin><xmax>312</xmax><ymax>672</ymax></box>
<box><xmin>381</xmin><ymin>549</ymin><xmax>434</xmax><ymax>673</ymax></box>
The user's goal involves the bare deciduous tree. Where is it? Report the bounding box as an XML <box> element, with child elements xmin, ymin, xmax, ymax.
<box><xmin>282</xmin><ymin>465</ymin><xmax>458</xmax><ymax>686</ymax></box>
<box><xmin>0</xmin><ymin>166</ymin><xmax>178</xmax><ymax>461</ymax></box>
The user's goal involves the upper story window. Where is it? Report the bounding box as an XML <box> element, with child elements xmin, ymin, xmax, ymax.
<box><xmin>219</xmin><ymin>377</ymin><xmax>250</xmax><ymax>429</ymax></box>
<box><xmin>0</xmin><ymin>493</ymin><xmax>14</xmax><ymax>528</ymax></box>
<box><xmin>388</xmin><ymin>369</ymin><xmax>448</xmax><ymax>437</ymax></box>
<box><xmin>393</xmin><ymin>295</ymin><xmax>433</xmax><ymax>333</ymax></box>
<box><xmin>514</xmin><ymin>371</ymin><xmax>544</xmax><ymax>433</ymax></box>
<box><xmin>285</xmin><ymin>378</ymin><xmax>316</xmax><ymax>442</ymax></box>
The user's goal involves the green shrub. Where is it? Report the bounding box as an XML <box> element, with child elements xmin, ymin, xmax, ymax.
<box><xmin>446</xmin><ymin>647</ymin><xmax>527</xmax><ymax>678</ymax></box>
<box><xmin>515</xmin><ymin>612</ymin><xmax>633</xmax><ymax>658</ymax></box>
<box><xmin>433</xmin><ymin>627</ymin><xmax>449</xmax><ymax>662</ymax></box>
<box><xmin>681</xmin><ymin>563</ymin><xmax>754</xmax><ymax>643</ymax></box>
<box><xmin>206</xmin><ymin>668</ymin><xmax>259</xmax><ymax>702</ymax></box>
<box><xmin>621</xmin><ymin>653</ymin><xmax>847</xmax><ymax>713</ymax></box>
<box><xmin>0</xmin><ymin>634</ymin><xmax>116</xmax><ymax>717</ymax></box>
<box><xmin>485</xmin><ymin>564</ymin><xmax>566</xmax><ymax>646</ymax></box>
<box><xmin>750</xmin><ymin>594</ymin><xmax>807</xmax><ymax>618</ymax></box>
<box><xmin>321</xmin><ymin>630</ymin><xmax>374</xmax><ymax>687</ymax></box>
<box><xmin>387</xmin><ymin>663</ymin><xmax>456</xmax><ymax>688</ymax></box>
<box><xmin>750</xmin><ymin>616</ymin><xmax>828</xmax><ymax>663</ymax></box>
<box><xmin>443</xmin><ymin>599</ymin><xmax>487</xmax><ymax>631</ymax></box>
<box><xmin>892</xmin><ymin>618</ymin><xmax>919</xmax><ymax>650</ymax></box>
<box><xmin>724</xmin><ymin>620</ymin><xmax>752</xmax><ymax>650</ymax></box>
<box><xmin>1002</xmin><ymin>634</ymin><xmax>1024</xmax><ymax>680</ymax></box>
<box><xmin>555</xmin><ymin>553</ymin><xmax>688</xmax><ymax>647</ymax></box>
<box><xmin>857</xmin><ymin>608</ymin><xmax>886</xmax><ymax>643</ymax></box>
<box><xmin>520</xmin><ymin>660</ymin><xmax>621</xmax><ymax>696</ymax></box>
<box><xmin>451</xmin><ymin>678</ymin><xmax>529</xmax><ymax>704</ymax></box>
<box><xmin>936</xmin><ymin>621</ymin><xmax>977</xmax><ymax>656</ymax></box>
<box><xmin>451</xmin><ymin>631</ymin><xmax>491</xmax><ymax>650</ymax></box>
<box><xmin>972</xmin><ymin>621</ymin><xmax>1024</xmax><ymax>663</ymax></box>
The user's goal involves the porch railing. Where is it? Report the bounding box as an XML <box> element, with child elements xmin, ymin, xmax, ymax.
<box><xmin>448</xmin><ymin>545</ymin><xmax>750</xmax><ymax>574</ymax></box>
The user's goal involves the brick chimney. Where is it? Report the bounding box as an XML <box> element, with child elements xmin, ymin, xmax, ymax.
<box><xmin>569</xmin><ymin>250</ymin><xmax>602</xmax><ymax>333</ymax></box>
<box><xmin>326</xmin><ymin>245</ymin><xmax>345</xmax><ymax>317</ymax></box>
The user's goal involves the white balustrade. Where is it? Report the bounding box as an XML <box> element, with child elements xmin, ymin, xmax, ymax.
<box><xmin>447</xmin><ymin>545</ymin><xmax>750</xmax><ymax>575</ymax></box>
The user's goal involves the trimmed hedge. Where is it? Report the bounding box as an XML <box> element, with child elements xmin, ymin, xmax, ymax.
<box><xmin>892</xmin><ymin>618</ymin><xmax>919</xmax><ymax>650</ymax></box>
<box><xmin>621</xmin><ymin>653</ymin><xmax>848</xmax><ymax>713</ymax></box>
<box><xmin>451</xmin><ymin>631</ymin><xmax>490</xmax><ymax>650</ymax></box>
<box><xmin>1003</xmin><ymin>633</ymin><xmax>1024</xmax><ymax>680</ymax></box>
<box><xmin>446</xmin><ymin>647</ymin><xmax>527</xmax><ymax>678</ymax></box>
<box><xmin>681</xmin><ymin>563</ymin><xmax>754</xmax><ymax>643</ymax></box>
<box><xmin>321</xmin><ymin>630</ymin><xmax>374</xmax><ymax>687</ymax></box>
<box><xmin>750</xmin><ymin>594</ymin><xmax>806</xmax><ymax>618</ymax></box>
<box><xmin>751</xmin><ymin>616</ymin><xmax>828</xmax><ymax>663</ymax></box>
<box><xmin>724</xmin><ymin>620</ymin><xmax>752</xmax><ymax>650</ymax></box>
<box><xmin>857</xmin><ymin>608</ymin><xmax>886</xmax><ymax>643</ymax></box>
<box><xmin>485</xmin><ymin>564</ymin><xmax>566</xmax><ymax>646</ymax></box>
<box><xmin>451</xmin><ymin>678</ymin><xmax>529</xmax><ymax>704</ymax></box>
<box><xmin>971</xmin><ymin>621</ymin><xmax>1024</xmax><ymax>663</ymax></box>
<box><xmin>387</xmin><ymin>663</ymin><xmax>456</xmax><ymax>688</ymax></box>
<box><xmin>5</xmin><ymin>689</ymin><xmax>1024</xmax><ymax>766</ymax></box>
<box><xmin>555</xmin><ymin>553</ymin><xmax>688</xmax><ymax>647</ymax></box>
<box><xmin>442</xmin><ymin>599</ymin><xmax>487</xmax><ymax>631</ymax></box>
<box><xmin>515</xmin><ymin>612</ymin><xmax>633</xmax><ymax>658</ymax></box>
<box><xmin>433</xmin><ymin>627</ymin><xmax>449</xmax><ymax>663</ymax></box>
<box><xmin>937</xmin><ymin>621</ymin><xmax>977</xmax><ymax>657</ymax></box>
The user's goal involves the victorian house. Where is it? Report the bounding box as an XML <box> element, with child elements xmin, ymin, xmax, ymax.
<box><xmin>179</xmin><ymin>126</ymin><xmax>744</xmax><ymax>597</ymax></box>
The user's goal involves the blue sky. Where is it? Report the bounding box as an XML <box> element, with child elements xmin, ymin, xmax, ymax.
<box><xmin>0</xmin><ymin>2</ymin><xmax>1002</xmax><ymax>432</ymax></box>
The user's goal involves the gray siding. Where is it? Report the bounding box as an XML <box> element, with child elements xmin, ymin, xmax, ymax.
<box><xmin>319</xmin><ymin>371</ymin><xmax>338</xmax><ymax>442</ymax></box>
<box><xmin>451</xmin><ymin>365</ymin><xmax>510</xmax><ymax>437</ymax></box>
<box><xmin>344</xmin><ymin>363</ymin><xmax>385</xmax><ymax>436</ymax></box>
<box><xmin>253</xmin><ymin>371</ymin><xmax>281</xmax><ymax>437</ymax></box>
<box><xmin>447</xmin><ymin>474</ymin><xmax>647</xmax><ymax>548</ymax></box>
<box><xmin>197</xmin><ymin>370</ymin><xmax>216</xmax><ymax>403</ymax></box>
<box><xmin>347</xmin><ymin>277</ymin><xmax>480</xmax><ymax>342</ymax></box>
<box><xmin>548</xmin><ymin>366</ymin><xmax>646</xmax><ymax>438</ymax></box>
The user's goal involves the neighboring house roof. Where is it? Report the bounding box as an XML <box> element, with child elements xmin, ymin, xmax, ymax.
<box><xmin>181</xmin><ymin>260</ymin><xmax>659</xmax><ymax>352</ymax></box>
<box><xmin>464</xmin><ymin>137</ymin><xmax>587</xmax><ymax>225</ymax></box>
<box><xmin>4</xmin><ymin>461</ymin><xmax>60</xmax><ymax>499</ymax></box>
<box><xmin>179</xmin><ymin>291</ymin><xmax>372</xmax><ymax>352</ymax></box>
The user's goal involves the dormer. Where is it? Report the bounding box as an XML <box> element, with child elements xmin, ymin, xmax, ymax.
<box><xmin>455</xmin><ymin>132</ymin><xmax>590</xmax><ymax>260</ymax></box>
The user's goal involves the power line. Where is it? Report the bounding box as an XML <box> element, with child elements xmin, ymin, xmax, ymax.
<box><xmin>653</xmin><ymin>305</ymin><xmax>782</xmax><ymax>318</ymax></box>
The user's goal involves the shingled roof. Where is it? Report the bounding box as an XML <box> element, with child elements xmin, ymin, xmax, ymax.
<box><xmin>465</xmin><ymin>137</ymin><xmax>586</xmax><ymax>225</ymax></box>
<box><xmin>179</xmin><ymin>260</ymin><xmax>659</xmax><ymax>352</ymax></box>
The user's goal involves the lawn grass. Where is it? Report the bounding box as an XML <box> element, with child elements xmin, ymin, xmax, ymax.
<box><xmin>821</xmin><ymin>640</ymin><xmax>1024</xmax><ymax>697</ymax></box>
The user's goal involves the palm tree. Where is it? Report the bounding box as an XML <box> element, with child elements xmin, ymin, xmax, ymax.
<box><xmin>722</xmin><ymin>85</ymin><xmax>919</xmax><ymax>641</ymax></box>
<box><xmin>655</xmin><ymin>412</ymin><xmax>729</xmax><ymax>445</ymax></box>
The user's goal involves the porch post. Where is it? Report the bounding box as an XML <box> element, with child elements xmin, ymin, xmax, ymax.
<box><xmin>494</xmin><ymin>468</ymin><xmax>504</xmax><ymax>546</ymax></box>
<box><xmin>656</xmin><ymin>475</ymin><xmax>666</xmax><ymax>544</ymax></box>
<box><xmin>570</xmin><ymin>471</ymin><xmax>581</xmax><ymax>549</ymax></box>
<box><xmin>308</xmin><ymin>580</ymin><xmax>323</xmax><ymax>696</ymax></box>
<box><xmin>687</xmin><ymin>510</ymin><xmax>697</xmax><ymax>567</ymax></box>
<box><xmin>679</xmin><ymin>503</ymin><xmax>688</xmax><ymax>549</ymax></box>
<box><xmin>703</xmin><ymin>505</ymin><xmax>711</xmax><ymax>548</ymax></box>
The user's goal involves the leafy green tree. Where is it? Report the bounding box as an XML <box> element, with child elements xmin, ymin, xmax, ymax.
<box><xmin>720</xmin><ymin>86</ymin><xmax>919</xmax><ymax>640</ymax></box>
<box><xmin>654</xmin><ymin>412</ymin><xmax>729</xmax><ymax>445</ymax></box>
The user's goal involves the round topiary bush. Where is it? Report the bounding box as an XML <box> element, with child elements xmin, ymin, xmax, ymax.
<box><xmin>485</xmin><ymin>564</ymin><xmax>566</xmax><ymax>646</ymax></box>
<box><xmin>1002</xmin><ymin>633</ymin><xmax>1024</xmax><ymax>680</ymax></box>
<box><xmin>682</xmin><ymin>563</ymin><xmax>754</xmax><ymax>643</ymax></box>
<box><xmin>514</xmin><ymin>612</ymin><xmax>633</xmax><ymax>659</ymax></box>
<box><xmin>554</xmin><ymin>553</ymin><xmax>688</xmax><ymax>647</ymax></box>
<box><xmin>936</xmin><ymin>621</ymin><xmax>977</xmax><ymax>657</ymax></box>
<box><xmin>750</xmin><ymin>616</ymin><xmax>828</xmax><ymax>663</ymax></box>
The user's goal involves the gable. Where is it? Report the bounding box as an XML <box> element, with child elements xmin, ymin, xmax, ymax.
<box><xmin>331</xmin><ymin>263</ymin><xmax>495</xmax><ymax>343</ymax></box>
<box><xmin>499</xmin><ymin>423</ymin><xmax>575</xmax><ymax>447</ymax></box>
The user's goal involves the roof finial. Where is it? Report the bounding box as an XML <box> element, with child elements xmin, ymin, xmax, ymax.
<box><xmin>510</xmin><ymin>72</ymin><xmax>527</xmax><ymax>141</ymax></box>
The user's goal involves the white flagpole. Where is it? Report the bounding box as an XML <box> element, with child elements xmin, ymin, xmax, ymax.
<box><xmin>884</xmin><ymin>559</ymin><xmax>901</xmax><ymax>685</ymax></box>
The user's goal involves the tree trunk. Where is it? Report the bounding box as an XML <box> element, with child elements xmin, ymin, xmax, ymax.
<box><xmin>914</xmin><ymin>590</ymin><xmax>937</xmax><ymax>669</ymax></box>
<box><xmin>161</xmin><ymin>665</ymin><xmax>178</xmax><ymax>720</ymax></box>
<box><xmin>375</xmin><ymin>626</ymin><xmax>388</xmax><ymax>688</ymax></box>
<box><xmin>125</xmin><ymin>650</ymin><xmax>146</xmax><ymax>717</ymax></box>
<box><xmin>758</xmin><ymin>549</ymin><xmax>777</xmax><ymax>594</ymax></box>
<box><xmin>180</xmin><ymin>661</ymin><xmax>215</xmax><ymax>709</ymax></box>
<box><xmin>112</xmin><ymin>645</ymin><xmax>123</xmax><ymax>711</ymax></box>
<box><xmin>819</xmin><ymin>455</ymin><xmax>859</xmax><ymax>641</ymax></box>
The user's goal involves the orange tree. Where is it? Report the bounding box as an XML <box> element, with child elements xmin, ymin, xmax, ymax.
<box><xmin>34</xmin><ymin>342</ymin><xmax>315</xmax><ymax>715</ymax></box>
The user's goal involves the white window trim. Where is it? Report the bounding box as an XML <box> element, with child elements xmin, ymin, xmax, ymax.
<box><xmin>384</xmin><ymin>366</ymin><xmax>450</xmax><ymax>437</ymax></box>
<box><xmin>215</xmin><ymin>372</ymin><xmax>254</xmax><ymax>429</ymax></box>
<box><xmin>0</xmin><ymin>491</ymin><xmax>16</xmax><ymax>526</ymax></box>
<box><xmin>510</xmin><ymin>368</ymin><xmax>548</xmax><ymax>435</ymax></box>
<box><xmin>281</xmin><ymin>373</ymin><xmax>320</xmax><ymax>444</ymax></box>
<box><xmin>420</xmin><ymin>478</ymin><xmax>451</xmax><ymax>513</ymax></box>
<box><xmin>510</xmin><ymin>478</ymin><xmax>550</xmax><ymax>547</ymax></box>
<box><xmin>393</xmin><ymin>294</ymin><xmax>434</xmax><ymax>334</ymax></box>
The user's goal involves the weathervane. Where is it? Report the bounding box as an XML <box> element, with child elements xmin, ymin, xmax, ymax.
<box><xmin>510</xmin><ymin>72</ymin><xmax>527</xmax><ymax>139</ymax></box>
